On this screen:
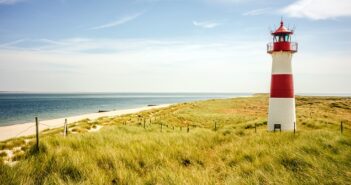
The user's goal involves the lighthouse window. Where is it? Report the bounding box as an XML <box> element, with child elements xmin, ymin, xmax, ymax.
<box><xmin>274</xmin><ymin>36</ymin><xmax>278</xmax><ymax>42</ymax></box>
<box><xmin>285</xmin><ymin>35</ymin><xmax>290</xmax><ymax>42</ymax></box>
<box><xmin>279</xmin><ymin>36</ymin><xmax>284</xmax><ymax>42</ymax></box>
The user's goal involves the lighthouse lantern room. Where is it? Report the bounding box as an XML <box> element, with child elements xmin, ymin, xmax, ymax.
<box><xmin>267</xmin><ymin>20</ymin><xmax>298</xmax><ymax>131</ymax></box>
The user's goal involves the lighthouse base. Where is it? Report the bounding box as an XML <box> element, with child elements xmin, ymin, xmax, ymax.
<box><xmin>268</xmin><ymin>98</ymin><xmax>296</xmax><ymax>131</ymax></box>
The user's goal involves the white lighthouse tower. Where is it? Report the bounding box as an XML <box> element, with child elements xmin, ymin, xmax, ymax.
<box><xmin>267</xmin><ymin>20</ymin><xmax>298</xmax><ymax>131</ymax></box>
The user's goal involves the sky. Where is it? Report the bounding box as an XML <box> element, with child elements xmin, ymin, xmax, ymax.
<box><xmin>0</xmin><ymin>0</ymin><xmax>350</xmax><ymax>93</ymax></box>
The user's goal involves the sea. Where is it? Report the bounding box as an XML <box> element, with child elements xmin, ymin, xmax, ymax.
<box><xmin>0</xmin><ymin>93</ymin><xmax>250</xmax><ymax>126</ymax></box>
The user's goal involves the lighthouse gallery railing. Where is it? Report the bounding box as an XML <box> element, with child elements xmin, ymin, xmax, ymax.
<box><xmin>267</xmin><ymin>42</ymin><xmax>298</xmax><ymax>53</ymax></box>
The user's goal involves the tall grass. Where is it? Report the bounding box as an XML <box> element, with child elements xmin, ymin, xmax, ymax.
<box><xmin>0</xmin><ymin>95</ymin><xmax>350</xmax><ymax>184</ymax></box>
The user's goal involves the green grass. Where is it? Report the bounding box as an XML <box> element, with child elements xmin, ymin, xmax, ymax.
<box><xmin>0</xmin><ymin>95</ymin><xmax>350</xmax><ymax>184</ymax></box>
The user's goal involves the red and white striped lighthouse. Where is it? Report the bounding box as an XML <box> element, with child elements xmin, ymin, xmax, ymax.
<box><xmin>267</xmin><ymin>20</ymin><xmax>298</xmax><ymax>131</ymax></box>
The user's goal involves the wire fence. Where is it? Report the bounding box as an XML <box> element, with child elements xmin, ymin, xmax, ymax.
<box><xmin>8</xmin><ymin>116</ymin><xmax>350</xmax><ymax>141</ymax></box>
<box><xmin>14</xmin><ymin>124</ymin><xmax>35</xmax><ymax>138</ymax></box>
<box><xmin>3</xmin><ymin>115</ymin><xmax>349</xmax><ymax>156</ymax></box>
<box><xmin>8</xmin><ymin>118</ymin><xmax>67</xmax><ymax>140</ymax></box>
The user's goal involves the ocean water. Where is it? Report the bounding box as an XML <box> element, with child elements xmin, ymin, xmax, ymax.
<box><xmin>0</xmin><ymin>93</ymin><xmax>249</xmax><ymax>126</ymax></box>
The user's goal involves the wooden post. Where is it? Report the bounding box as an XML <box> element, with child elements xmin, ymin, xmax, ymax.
<box><xmin>214</xmin><ymin>122</ymin><xmax>217</xmax><ymax>131</ymax></box>
<box><xmin>64</xmin><ymin>118</ymin><xmax>68</xmax><ymax>137</ymax></box>
<box><xmin>341</xmin><ymin>121</ymin><xmax>343</xmax><ymax>134</ymax></box>
<box><xmin>63</xmin><ymin>120</ymin><xmax>66</xmax><ymax>137</ymax></box>
<box><xmin>187</xmin><ymin>124</ymin><xmax>189</xmax><ymax>133</ymax></box>
<box><xmin>294</xmin><ymin>122</ymin><xmax>296</xmax><ymax>134</ymax></box>
<box><xmin>254</xmin><ymin>123</ymin><xmax>257</xmax><ymax>133</ymax></box>
<box><xmin>35</xmin><ymin>117</ymin><xmax>39</xmax><ymax>152</ymax></box>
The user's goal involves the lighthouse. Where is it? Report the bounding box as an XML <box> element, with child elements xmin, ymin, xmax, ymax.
<box><xmin>267</xmin><ymin>20</ymin><xmax>298</xmax><ymax>131</ymax></box>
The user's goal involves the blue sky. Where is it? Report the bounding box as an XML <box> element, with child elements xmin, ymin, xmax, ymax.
<box><xmin>0</xmin><ymin>0</ymin><xmax>350</xmax><ymax>93</ymax></box>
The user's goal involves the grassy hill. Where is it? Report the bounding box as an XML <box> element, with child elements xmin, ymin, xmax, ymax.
<box><xmin>0</xmin><ymin>95</ymin><xmax>350</xmax><ymax>184</ymax></box>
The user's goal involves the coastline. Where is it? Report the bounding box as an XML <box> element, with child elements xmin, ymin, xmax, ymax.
<box><xmin>0</xmin><ymin>104</ymin><xmax>171</xmax><ymax>141</ymax></box>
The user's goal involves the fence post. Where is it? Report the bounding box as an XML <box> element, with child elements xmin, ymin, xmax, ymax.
<box><xmin>214</xmin><ymin>122</ymin><xmax>217</xmax><ymax>131</ymax></box>
<box><xmin>254</xmin><ymin>123</ymin><xmax>257</xmax><ymax>133</ymax></box>
<box><xmin>187</xmin><ymin>124</ymin><xmax>189</xmax><ymax>133</ymax></box>
<box><xmin>35</xmin><ymin>117</ymin><xmax>39</xmax><ymax>152</ymax></box>
<box><xmin>294</xmin><ymin>122</ymin><xmax>296</xmax><ymax>135</ymax></box>
<box><xmin>64</xmin><ymin>118</ymin><xmax>68</xmax><ymax>137</ymax></box>
<box><xmin>341</xmin><ymin>121</ymin><xmax>343</xmax><ymax>134</ymax></box>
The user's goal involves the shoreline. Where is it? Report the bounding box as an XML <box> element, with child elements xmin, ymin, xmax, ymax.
<box><xmin>0</xmin><ymin>104</ymin><xmax>171</xmax><ymax>141</ymax></box>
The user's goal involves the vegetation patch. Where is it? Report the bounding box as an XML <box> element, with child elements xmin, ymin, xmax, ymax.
<box><xmin>243</xmin><ymin>154</ymin><xmax>254</xmax><ymax>162</ymax></box>
<box><xmin>280</xmin><ymin>156</ymin><xmax>311</xmax><ymax>172</ymax></box>
<box><xmin>0</xmin><ymin>151</ymin><xmax>7</xmax><ymax>158</ymax></box>
<box><xmin>300</xmin><ymin>146</ymin><xmax>320</xmax><ymax>156</ymax></box>
<box><xmin>97</xmin><ymin>156</ymin><xmax>115</xmax><ymax>171</ymax></box>
<box><xmin>0</xmin><ymin>139</ymin><xmax>25</xmax><ymax>150</ymax></box>
<box><xmin>60</xmin><ymin>165</ymin><xmax>83</xmax><ymax>182</ymax></box>
<box><xmin>330</xmin><ymin>102</ymin><xmax>351</xmax><ymax>110</ymax></box>
<box><xmin>181</xmin><ymin>158</ymin><xmax>191</xmax><ymax>167</ymax></box>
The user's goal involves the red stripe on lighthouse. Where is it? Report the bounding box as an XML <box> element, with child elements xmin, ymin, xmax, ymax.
<box><xmin>270</xmin><ymin>74</ymin><xmax>294</xmax><ymax>98</ymax></box>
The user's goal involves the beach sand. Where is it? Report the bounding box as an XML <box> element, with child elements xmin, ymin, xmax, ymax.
<box><xmin>0</xmin><ymin>104</ymin><xmax>171</xmax><ymax>141</ymax></box>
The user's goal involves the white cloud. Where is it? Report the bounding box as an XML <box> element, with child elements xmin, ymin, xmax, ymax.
<box><xmin>193</xmin><ymin>20</ymin><xmax>221</xmax><ymax>28</ymax></box>
<box><xmin>0</xmin><ymin>39</ymin><xmax>27</xmax><ymax>47</ymax></box>
<box><xmin>281</xmin><ymin>0</ymin><xmax>351</xmax><ymax>20</ymax></box>
<box><xmin>0</xmin><ymin>0</ymin><xmax>24</xmax><ymax>5</ymax></box>
<box><xmin>90</xmin><ymin>12</ymin><xmax>143</xmax><ymax>30</ymax></box>
<box><xmin>243</xmin><ymin>8</ymin><xmax>270</xmax><ymax>16</ymax></box>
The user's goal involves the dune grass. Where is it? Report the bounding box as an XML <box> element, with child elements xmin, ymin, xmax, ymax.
<box><xmin>0</xmin><ymin>95</ymin><xmax>350</xmax><ymax>184</ymax></box>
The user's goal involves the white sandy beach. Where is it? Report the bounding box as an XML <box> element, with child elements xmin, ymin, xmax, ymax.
<box><xmin>0</xmin><ymin>104</ymin><xmax>171</xmax><ymax>141</ymax></box>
